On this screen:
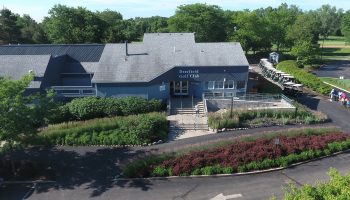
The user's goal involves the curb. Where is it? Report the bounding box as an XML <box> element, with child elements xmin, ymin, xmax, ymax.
<box><xmin>116</xmin><ymin>149</ymin><xmax>350</xmax><ymax>181</ymax></box>
<box><xmin>2</xmin><ymin>180</ymin><xmax>56</xmax><ymax>184</ymax></box>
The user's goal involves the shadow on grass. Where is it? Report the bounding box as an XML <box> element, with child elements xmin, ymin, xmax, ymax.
<box><xmin>322</xmin><ymin>48</ymin><xmax>350</xmax><ymax>57</ymax></box>
<box><xmin>3</xmin><ymin>146</ymin><xmax>163</xmax><ymax>197</ymax></box>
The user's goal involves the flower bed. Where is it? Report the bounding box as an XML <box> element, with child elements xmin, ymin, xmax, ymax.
<box><xmin>208</xmin><ymin>106</ymin><xmax>327</xmax><ymax>130</ymax></box>
<box><xmin>124</xmin><ymin>131</ymin><xmax>350</xmax><ymax>178</ymax></box>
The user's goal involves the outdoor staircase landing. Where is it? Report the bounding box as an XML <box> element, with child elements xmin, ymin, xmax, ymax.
<box><xmin>168</xmin><ymin>97</ymin><xmax>208</xmax><ymax>131</ymax></box>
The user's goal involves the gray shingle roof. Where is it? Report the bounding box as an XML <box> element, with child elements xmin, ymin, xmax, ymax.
<box><xmin>0</xmin><ymin>44</ymin><xmax>105</xmax><ymax>62</ymax></box>
<box><xmin>0</xmin><ymin>55</ymin><xmax>51</xmax><ymax>88</ymax></box>
<box><xmin>92</xmin><ymin>33</ymin><xmax>249</xmax><ymax>83</ymax></box>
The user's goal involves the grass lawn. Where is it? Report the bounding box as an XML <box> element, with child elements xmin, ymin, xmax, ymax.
<box><xmin>320</xmin><ymin>77</ymin><xmax>350</xmax><ymax>92</ymax></box>
<box><xmin>319</xmin><ymin>36</ymin><xmax>350</xmax><ymax>47</ymax></box>
<box><xmin>321</xmin><ymin>47</ymin><xmax>350</xmax><ymax>61</ymax></box>
<box><xmin>319</xmin><ymin>36</ymin><xmax>350</xmax><ymax>61</ymax></box>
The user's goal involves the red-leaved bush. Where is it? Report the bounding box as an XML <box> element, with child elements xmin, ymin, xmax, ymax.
<box><xmin>158</xmin><ymin>133</ymin><xmax>348</xmax><ymax>176</ymax></box>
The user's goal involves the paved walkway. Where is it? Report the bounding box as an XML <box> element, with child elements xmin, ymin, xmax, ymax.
<box><xmin>167</xmin><ymin>114</ymin><xmax>213</xmax><ymax>140</ymax></box>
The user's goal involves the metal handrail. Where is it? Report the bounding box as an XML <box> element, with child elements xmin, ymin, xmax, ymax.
<box><xmin>167</xmin><ymin>95</ymin><xmax>171</xmax><ymax>116</ymax></box>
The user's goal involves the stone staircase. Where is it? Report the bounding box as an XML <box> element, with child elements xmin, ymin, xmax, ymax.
<box><xmin>168</xmin><ymin>97</ymin><xmax>209</xmax><ymax>131</ymax></box>
<box><xmin>171</xmin><ymin>101</ymin><xmax>205</xmax><ymax>115</ymax></box>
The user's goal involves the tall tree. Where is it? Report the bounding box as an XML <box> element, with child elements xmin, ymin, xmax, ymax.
<box><xmin>232</xmin><ymin>11</ymin><xmax>271</xmax><ymax>53</ymax></box>
<box><xmin>97</xmin><ymin>10</ymin><xmax>125</xmax><ymax>43</ymax></box>
<box><xmin>16</xmin><ymin>14</ymin><xmax>48</xmax><ymax>43</ymax></box>
<box><xmin>287</xmin><ymin>12</ymin><xmax>320</xmax><ymax>45</ymax></box>
<box><xmin>168</xmin><ymin>3</ymin><xmax>228</xmax><ymax>42</ymax></box>
<box><xmin>264</xmin><ymin>3</ymin><xmax>301</xmax><ymax>51</ymax></box>
<box><xmin>0</xmin><ymin>75</ymin><xmax>36</xmax><ymax>143</ymax></box>
<box><xmin>42</xmin><ymin>4</ymin><xmax>105</xmax><ymax>43</ymax></box>
<box><xmin>316</xmin><ymin>5</ymin><xmax>343</xmax><ymax>49</ymax></box>
<box><xmin>0</xmin><ymin>8</ymin><xmax>21</xmax><ymax>44</ymax></box>
<box><xmin>341</xmin><ymin>11</ymin><xmax>350</xmax><ymax>43</ymax></box>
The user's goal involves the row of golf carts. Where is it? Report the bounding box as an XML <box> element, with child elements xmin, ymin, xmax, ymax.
<box><xmin>259</xmin><ymin>58</ymin><xmax>303</xmax><ymax>97</ymax></box>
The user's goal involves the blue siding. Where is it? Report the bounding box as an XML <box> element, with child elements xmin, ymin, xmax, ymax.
<box><xmin>96</xmin><ymin>66</ymin><xmax>249</xmax><ymax>100</ymax></box>
<box><xmin>97</xmin><ymin>83</ymin><xmax>169</xmax><ymax>100</ymax></box>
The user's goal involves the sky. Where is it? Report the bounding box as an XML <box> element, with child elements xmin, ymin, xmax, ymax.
<box><xmin>1</xmin><ymin>0</ymin><xmax>349</xmax><ymax>22</ymax></box>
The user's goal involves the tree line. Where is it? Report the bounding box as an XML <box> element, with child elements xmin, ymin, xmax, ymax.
<box><xmin>0</xmin><ymin>3</ymin><xmax>350</xmax><ymax>53</ymax></box>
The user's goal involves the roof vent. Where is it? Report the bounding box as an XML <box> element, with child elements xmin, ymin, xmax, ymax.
<box><xmin>200</xmin><ymin>50</ymin><xmax>205</xmax><ymax>53</ymax></box>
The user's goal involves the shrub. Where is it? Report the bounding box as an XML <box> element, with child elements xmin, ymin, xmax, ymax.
<box><xmin>277</xmin><ymin>60</ymin><xmax>332</xmax><ymax>95</ymax></box>
<box><xmin>123</xmin><ymin>154</ymin><xmax>171</xmax><ymax>178</ymax></box>
<box><xmin>151</xmin><ymin>166</ymin><xmax>171</xmax><ymax>177</ymax></box>
<box><xmin>200</xmin><ymin>165</ymin><xmax>222</xmax><ymax>175</ymax></box>
<box><xmin>36</xmin><ymin>112</ymin><xmax>168</xmax><ymax>146</ymax></box>
<box><xmin>53</xmin><ymin>96</ymin><xmax>165</xmax><ymax>122</ymax></box>
<box><xmin>283</xmin><ymin>168</ymin><xmax>350</xmax><ymax>200</ymax></box>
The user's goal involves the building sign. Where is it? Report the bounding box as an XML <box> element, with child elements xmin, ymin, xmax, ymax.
<box><xmin>178</xmin><ymin>69</ymin><xmax>199</xmax><ymax>79</ymax></box>
<box><xmin>159</xmin><ymin>85</ymin><xmax>166</xmax><ymax>91</ymax></box>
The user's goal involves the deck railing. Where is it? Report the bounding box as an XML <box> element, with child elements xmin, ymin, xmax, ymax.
<box><xmin>203</xmin><ymin>92</ymin><xmax>282</xmax><ymax>102</ymax></box>
<box><xmin>51</xmin><ymin>86</ymin><xmax>96</xmax><ymax>97</ymax></box>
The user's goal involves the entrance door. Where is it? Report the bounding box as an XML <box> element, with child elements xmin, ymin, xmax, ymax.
<box><xmin>173</xmin><ymin>81</ymin><xmax>188</xmax><ymax>95</ymax></box>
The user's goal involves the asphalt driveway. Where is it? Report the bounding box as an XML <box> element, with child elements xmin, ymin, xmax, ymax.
<box><xmin>313</xmin><ymin>60</ymin><xmax>350</xmax><ymax>79</ymax></box>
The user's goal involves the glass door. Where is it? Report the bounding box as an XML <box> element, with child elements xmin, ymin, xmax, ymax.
<box><xmin>173</xmin><ymin>81</ymin><xmax>188</xmax><ymax>95</ymax></box>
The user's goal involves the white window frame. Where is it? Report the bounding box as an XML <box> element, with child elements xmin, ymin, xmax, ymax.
<box><xmin>224</xmin><ymin>80</ymin><xmax>234</xmax><ymax>89</ymax></box>
<box><xmin>215</xmin><ymin>81</ymin><xmax>224</xmax><ymax>89</ymax></box>
<box><xmin>208</xmin><ymin>81</ymin><xmax>215</xmax><ymax>89</ymax></box>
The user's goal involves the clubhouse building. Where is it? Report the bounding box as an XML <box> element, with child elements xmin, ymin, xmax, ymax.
<box><xmin>0</xmin><ymin>33</ymin><xmax>249</xmax><ymax>101</ymax></box>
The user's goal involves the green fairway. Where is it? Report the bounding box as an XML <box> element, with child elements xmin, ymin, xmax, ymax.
<box><xmin>319</xmin><ymin>36</ymin><xmax>350</xmax><ymax>47</ymax></box>
<box><xmin>320</xmin><ymin>77</ymin><xmax>350</xmax><ymax>92</ymax></box>
<box><xmin>321</xmin><ymin>47</ymin><xmax>350</xmax><ymax>60</ymax></box>
<box><xmin>318</xmin><ymin>36</ymin><xmax>350</xmax><ymax>61</ymax></box>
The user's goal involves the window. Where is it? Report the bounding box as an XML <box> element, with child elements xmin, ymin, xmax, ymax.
<box><xmin>208</xmin><ymin>81</ymin><xmax>215</xmax><ymax>89</ymax></box>
<box><xmin>224</xmin><ymin>80</ymin><xmax>234</xmax><ymax>89</ymax></box>
<box><xmin>237</xmin><ymin>80</ymin><xmax>246</xmax><ymax>89</ymax></box>
<box><xmin>215</xmin><ymin>81</ymin><xmax>224</xmax><ymax>89</ymax></box>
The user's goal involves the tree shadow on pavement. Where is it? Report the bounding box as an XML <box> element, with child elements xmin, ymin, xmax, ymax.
<box><xmin>5</xmin><ymin>145</ymin><xmax>160</xmax><ymax>197</ymax></box>
<box><xmin>297</xmin><ymin>93</ymin><xmax>321</xmax><ymax>111</ymax></box>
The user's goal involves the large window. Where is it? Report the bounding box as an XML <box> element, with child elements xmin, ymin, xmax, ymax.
<box><xmin>207</xmin><ymin>80</ymin><xmax>235</xmax><ymax>89</ymax></box>
<box><xmin>215</xmin><ymin>81</ymin><xmax>224</xmax><ymax>89</ymax></box>
<box><xmin>237</xmin><ymin>80</ymin><xmax>246</xmax><ymax>89</ymax></box>
<box><xmin>208</xmin><ymin>81</ymin><xmax>215</xmax><ymax>89</ymax></box>
<box><xmin>224</xmin><ymin>80</ymin><xmax>234</xmax><ymax>89</ymax></box>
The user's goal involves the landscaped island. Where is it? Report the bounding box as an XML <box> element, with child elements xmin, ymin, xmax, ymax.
<box><xmin>123</xmin><ymin>128</ymin><xmax>350</xmax><ymax>178</ymax></box>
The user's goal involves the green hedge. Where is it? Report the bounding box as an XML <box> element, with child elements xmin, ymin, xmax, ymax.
<box><xmin>49</xmin><ymin>96</ymin><xmax>165</xmax><ymax>123</ymax></box>
<box><xmin>35</xmin><ymin>112</ymin><xmax>168</xmax><ymax>146</ymax></box>
<box><xmin>277</xmin><ymin>60</ymin><xmax>332</xmax><ymax>95</ymax></box>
